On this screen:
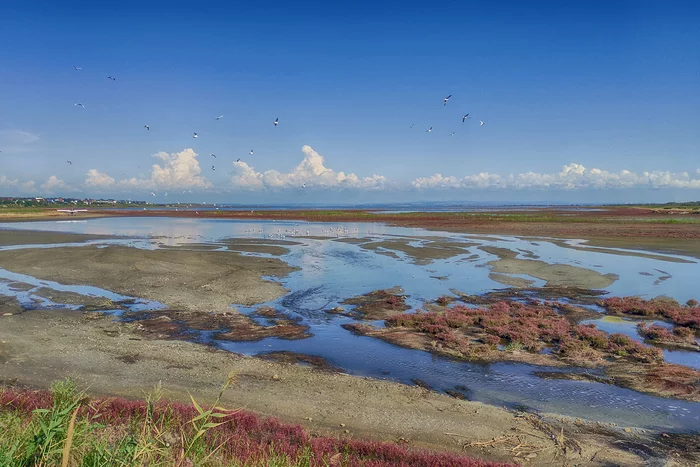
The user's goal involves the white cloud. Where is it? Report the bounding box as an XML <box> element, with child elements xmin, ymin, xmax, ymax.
<box><xmin>40</xmin><ymin>175</ymin><xmax>76</xmax><ymax>193</ymax></box>
<box><xmin>231</xmin><ymin>145</ymin><xmax>387</xmax><ymax>190</ymax></box>
<box><xmin>0</xmin><ymin>129</ymin><xmax>40</xmax><ymax>153</ymax></box>
<box><xmin>85</xmin><ymin>169</ymin><xmax>116</xmax><ymax>188</ymax></box>
<box><xmin>0</xmin><ymin>175</ymin><xmax>36</xmax><ymax>193</ymax></box>
<box><xmin>412</xmin><ymin>163</ymin><xmax>700</xmax><ymax>190</ymax></box>
<box><xmin>86</xmin><ymin>148</ymin><xmax>211</xmax><ymax>191</ymax></box>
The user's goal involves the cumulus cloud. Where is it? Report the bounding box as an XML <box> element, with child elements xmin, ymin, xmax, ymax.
<box><xmin>85</xmin><ymin>149</ymin><xmax>211</xmax><ymax>191</ymax></box>
<box><xmin>0</xmin><ymin>129</ymin><xmax>40</xmax><ymax>153</ymax></box>
<box><xmin>231</xmin><ymin>145</ymin><xmax>387</xmax><ymax>190</ymax></box>
<box><xmin>85</xmin><ymin>169</ymin><xmax>116</xmax><ymax>188</ymax></box>
<box><xmin>412</xmin><ymin>163</ymin><xmax>700</xmax><ymax>190</ymax></box>
<box><xmin>41</xmin><ymin>175</ymin><xmax>76</xmax><ymax>193</ymax></box>
<box><xmin>0</xmin><ymin>175</ymin><xmax>36</xmax><ymax>192</ymax></box>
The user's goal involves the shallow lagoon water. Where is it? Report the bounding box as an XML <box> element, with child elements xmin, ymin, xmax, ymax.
<box><xmin>1</xmin><ymin>217</ymin><xmax>699</xmax><ymax>431</ymax></box>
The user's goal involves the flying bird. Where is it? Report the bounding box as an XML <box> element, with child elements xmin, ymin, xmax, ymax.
<box><xmin>107</xmin><ymin>76</ymin><xmax>116</xmax><ymax>81</ymax></box>
<box><xmin>443</xmin><ymin>95</ymin><xmax>452</xmax><ymax>106</ymax></box>
<box><xmin>74</xmin><ymin>103</ymin><xmax>84</xmax><ymax>108</ymax></box>
<box><xmin>450</xmin><ymin>132</ymin><xmax>455</xmax><ymax>136</ymax></box>
<box><xmin>462</xmin><ymin>114</ymin><xmax>469</xmax><ymax>123</ymax></box>
<box><xmin>426</xmin><ymin>127</ymin><xmax>432</xmax><ymax>133</ymax></box>
<box><xmin>236</xmin><ymin>158</ymin><xmax>241</xmax><ymax>162</ymax></box>
<box><xmin>210</xmin><ymin>153</ymin><xmax>216</xmax><ymax>158</ymax></box>
<box><xmin>73</xmin><ymin>65</ymin><xmax>81</xmax><ymax>71</ymax></box>
<box><xmin>274</xmin><ymin>118</ymin><xmax>278</xmax><ymax>126</ymax></box>
<box><xmin>144</xmin><ymin>124</ymin><xmax>150</xmax><ymax>131</ymax></box>
<box><xmin>410</xmin><ymin>124</ymin><xmax>415</xmax><ymax>128</ymax></box>
<box><xmin>211</xmin><ymin>165</ymin><xmax>216</xmax><ymax>171</ymax></box>
<box><xmin>66</xmin><ymin>160</ymin><xmax>72</xmax><ymax>165</ymax></box>
<box><xmin>249</xmin><ymin>149</ymin><xmax>254</xmax><ymax>155</ymax></box>
<box><xmin>480</xmin><ymin>121</ymin><xmax>485</xmax><ymax>126</ymax></box>
<box><xmin>150</xmin><ymin>192</ymin><xmax>156</xmax><ymax>197</ymax></box>
<box><xmin>193</xmin><ymin>132</ymin><xmax>198</xmax><ymax>138</ymax></box>
<box><xmin>215</xmin><ymin>115</ymin><xmax>224</xmax><ymax>120</ymax></box>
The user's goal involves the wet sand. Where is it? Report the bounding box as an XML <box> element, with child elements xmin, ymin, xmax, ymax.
<box><xmin>0</xmin><ymin>244</ymin><xmax>295</xmax><ymax>311</ymax></box>
<box><xmin>0</xmin><ymin>228</ymin><xmax>113</xmax><ymax>245</ymax></box>
<box><xmin>1</xmin><ymin>228</ymin><xmax>699</xmax><ymax>464</ymax></box>
<box><xmin>481</xmin><ymin>246</ymin><xmax>619</xmax><ymax>289</ymax></box>
<box><xmin>0</xmin><ymin>308</ymin><xmax>669</xmax><ymax>466</ymax></box>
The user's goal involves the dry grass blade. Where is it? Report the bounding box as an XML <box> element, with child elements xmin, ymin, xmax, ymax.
<box><xmin>61</xmin><ymin>404</ymin><xmax>81</xmax><ymax>467</ymax></box>
<box><xmin>463</xmin><ymin>435</ymin><xmax>517</xmax><ymax>448</ymax></box>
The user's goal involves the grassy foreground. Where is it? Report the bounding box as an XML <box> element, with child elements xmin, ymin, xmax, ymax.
<box><xmin>0</xmin><ymin>378</ymin><xmax>509</xmax><ymax>467</ymax></box>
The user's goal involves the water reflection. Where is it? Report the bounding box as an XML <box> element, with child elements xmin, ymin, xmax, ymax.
<box><xmin>1</xmin><ymin>218</ymin><xmax>699</xmax><ymax>431</ymax></box>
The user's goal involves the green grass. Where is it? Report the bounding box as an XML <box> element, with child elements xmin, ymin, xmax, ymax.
<box><xmin>0</xmin><ymin>377</ymin><xmax>502</xmax><ymax>467</ymax></box>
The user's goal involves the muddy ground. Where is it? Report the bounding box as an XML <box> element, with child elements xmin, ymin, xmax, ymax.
<box><xmin>1</xmin><ymin>308</ymin><xmax>695</xmax><ymax>466</ymax></box>
<box><xmin>0</xmin><ymin>228</ymin><xmax>113</xmax><ymax>245</ymax></box>
<box><xmin>480</xmin><ymin>246</ymin><xmax>619</xmax><ymax>289</ymax></box>
<box><xmin>0</xmin><ymin>244</ymin><xmax>295</xmax><ymax>311</ymax></box>
<box><xmin>1</xmin><ymin>226</ymin><xmax>699</xmax><ymax>464</ymax></box>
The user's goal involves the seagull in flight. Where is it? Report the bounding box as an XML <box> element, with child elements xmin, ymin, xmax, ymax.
<box><xmin>150</xmin><ymin>192</ymin><xmax>156</xmax><ymax>197</ymax></box>
<box><xmin>107</xmin><ymin>76</ymin><xmax>116</xmax><ymax>81</ymax></box>
<box><xmin>249</xmin><ymin>149</ymin><xmax>254</xmax><ymax>155</ymax></box>
<box><xmin>274</xmin><ymin>118</ymin><xmax>278</xmax><ymax>126</ymax></box>
<box><xmin>210</xmin><ymin>153</ymin><xmax>216</xmax><ymax>158</ymax></box>
<box><xmin>215</xmin><ymin>115</ymin><xmax>224</xmax><ymax>120</ymax></box>
<box><xmin>443</xmin><ymin>95</ymin><xmax>452</xmax><ymax>106</ymax></box>
<box><xmin>410</xmin><ymin>124</ymin><xmax>415</xmax><ymax>129</ymax></box>
<box><xmin>480</xmin><ymin>120</ymin><xmax>485</xmax><ymax>126</ymax></box>
<box><xmin>236</xmin><ymin>158</ymin><xmax>241</xmax><ymax>162</ymax></box>
<box><xmin>73</xmin><ymin>65</ymin><xmax>82</xmax><ymax>71</ymax></box>
<box><xmin>144</xmin><ymin>124</ymin><xmax>150</xmax><ymax>131</ymax></box>
<box><xmin>426</xmin><ymin>127</ymin><xmax>432</xmax><ymax>133</ymax></box>
<box><xmin>450</xmin><ymin>132</ymin><xmax>455</xmax><ymax>136</ymax></box>
<box><xmin>462</xmin><ymin>114</ymin><xmax>470</xmax><ymax>123</ymax></box>
<box><xmin>211</xmin><ymin>165</ymin><xmax>216</xmax><ymax>171</ymax></box>
<box><xmin>193</xmin><ymin>132</ymin><xmax>198</xmax><ymax>138</ymax></box>
<box><xmin>74</xmin><ymin>103</ymin><xmax>84</xmax><ymax>108</ymax></box>
<box><xmin>66</xmin><ymin>160</ymin><xmax>72</xmax><ymax>165</ymax></box>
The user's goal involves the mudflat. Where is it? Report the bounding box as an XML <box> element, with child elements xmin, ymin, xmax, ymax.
<box><xmin>480</xmin><ymin>246</ymin><xmax>619</xmax><ymax>289</ymax></box>
<box><xmin>0</xmin><ymin>228</ymin><xmax>112</xmax><ymax>245</ymax></box>
<box><xmin>0</xmin><ymin>244</ymin><xmax>295</xmax><ymax>311</ymax></box>
<box><xmin>0</xmin><ymin>308</ymin><xmax>663</xmax><ymax>466</ymax></box>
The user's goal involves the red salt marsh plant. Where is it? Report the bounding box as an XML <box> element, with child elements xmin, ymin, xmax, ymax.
<box><xmin>636</xmin><ymin>323</ymin><xmax>699</xmax><ymax>350</ymax></box>
<box><xmin>0</xmin><ymin>379</ymin><xmax>511</xmax><ymax>467</ymax></box>
<box><xmin>600</xmin><ymin>297</ymin><xmax>700</xmax><ymax>330</ymax></box>
<box><xmin>385</xmin><ymin>301</ymin><xmax>665</xmax><ymax>365</ymax></box>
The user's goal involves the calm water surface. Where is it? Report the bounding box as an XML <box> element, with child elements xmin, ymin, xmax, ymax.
<box><xmin>1</xmin><ymin>217</ymin><xmax>698</xmax><ymax>431</ymax></box>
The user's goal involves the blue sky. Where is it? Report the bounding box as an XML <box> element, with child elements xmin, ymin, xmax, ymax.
<box><xmin>1</xmin><ymin>0</ymin><xmax>699</xmax><ymax>203</ymax></box>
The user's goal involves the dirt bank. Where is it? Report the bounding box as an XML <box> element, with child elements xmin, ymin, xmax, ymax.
<box><xmin>0</xmin><ymin>244</ymin><xmax>295</xmax><ymax>312</ymax></box>
<box><xmin>0</xmin><ymin>228</ymin><xmax>113</xmax><ymax>245</ymax></box>
<box><xmin>480</xmin><ymin>246</ymin><xmax>619</xmax><ymax>289</ymax></box>
<box><xmin>0</xmin><ymin>308</ymin><xmax>684</xmax><ymax>466</ymax></box>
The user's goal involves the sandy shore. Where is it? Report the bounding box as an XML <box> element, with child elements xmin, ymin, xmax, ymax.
<box><xmin>0</xmin><ymin>243</ymin><xmax>294</xmax><ymax>311</ymax></box>
<box><xmin>1</xmin><ymin>308</ymin><xmax>685</xmax><ymax>466</ymax></box>
<box><xmin>1</xmin><ymin>229</ymin><xmax>698</xmax><ymax>465</ymax></box>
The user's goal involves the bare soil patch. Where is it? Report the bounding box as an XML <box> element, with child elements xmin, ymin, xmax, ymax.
<box><xmin>0</xmin><ymin>244</ymin><xmax>296</xmax><ymax>312</ymax></box>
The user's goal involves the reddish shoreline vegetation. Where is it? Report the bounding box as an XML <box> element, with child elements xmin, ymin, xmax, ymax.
<box><xmin>340</xmin><ymin>290</ymin><xmax>700</xmax><ymax>402</ymax></box>
<box><xmin>600</xmin><ymin>296</ymin><xmax>700</xmax><ymax>329</ymax></box>
<box><xmin>122</xmin><ymin>307</ymin><xmax>312</xmax><ymax>342</ymax></box>
<box><xmin>0</xmin><ymin>380</ymin><xmax>509</xmax><ymax>467</ymax></box>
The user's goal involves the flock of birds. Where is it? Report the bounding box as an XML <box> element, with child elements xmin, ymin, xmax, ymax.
<box><xmin>68</xmin><ymin>64</ymin><xmax>276</xmax><ymax>173</ymax></box>
<box><xmin>59</xmin><ymin>67</ymin><xmax>486</xmax><ymax>180</ymax></box>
